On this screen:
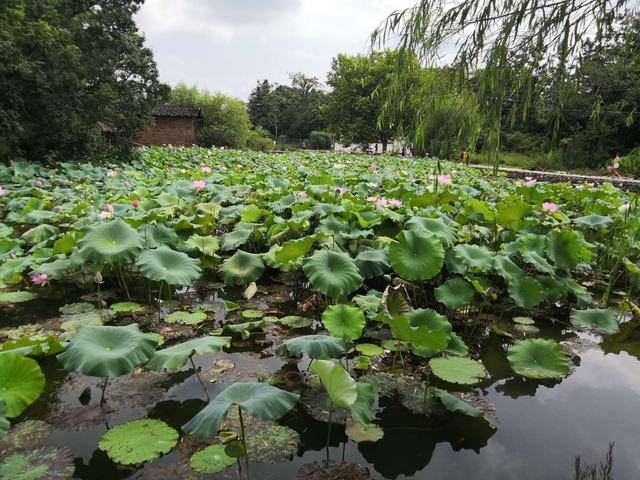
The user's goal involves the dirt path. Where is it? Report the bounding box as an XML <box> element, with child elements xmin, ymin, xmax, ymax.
<box><xmin>470</xmin><ymin>163</ymin><xmax>640</xmax><ymax>191</ymax></box>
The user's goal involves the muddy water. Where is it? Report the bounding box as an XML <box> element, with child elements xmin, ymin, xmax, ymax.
<box><xmin>4</xmin><ymin>294</ymin><xmax>640</xmax><ymax>479</ymax></box>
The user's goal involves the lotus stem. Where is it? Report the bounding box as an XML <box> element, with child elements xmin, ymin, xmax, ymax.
<box><xmin>325</xmin><ymin>402</ymin><xmax>333</xmax><ymax>465</ymax></box>
<box><xmin>189</xmin><ymin>355</ymin><xmax>210</xmax><ymax>401</ymax></box>
<box><xmin>99</xmin><ymin>376</ymin><xmax>109</xmax><ymax>406</ymax></box>
<box><xmin>119</xmin><ymin>267</ymin><xmax>131</xmax><ymax>299</ymax></box>
<box><xmin>97</xmin><ymin>282</ymin><xmax>103</xmax><ymax>321</ymax></box>
<box><xmin>238</xmin><ymin>406</ymin><xmax>250</xmax><ymax>474</ymax></box>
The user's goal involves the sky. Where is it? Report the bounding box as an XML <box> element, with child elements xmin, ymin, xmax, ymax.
<box><xmin>135</xmin><ymin>0</ymin><xmax>416</xmax><ymax>101</ymax></box>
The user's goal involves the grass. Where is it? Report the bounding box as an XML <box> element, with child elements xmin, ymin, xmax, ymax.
<box><xmin>471</xmin><ymin>151</ymin><xmax>605</xmax><ymax>175</ymax></box>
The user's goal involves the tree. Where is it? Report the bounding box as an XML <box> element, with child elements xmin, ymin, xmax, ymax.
<box><xmin>169</xmin><ymin>84</ymin><xmax>252</xmax><ymax>148</ymax></box>
<box><xmin>373</xmin><ymin>0</ymin><xmax>635</xmax><ymax>167</ymax></box>
<box><xmin>0</xmin><ymin>0</ymin><xmax>167</xmax><ymax>163</ymax></box>
<box><xmin>247</xmin><ymin>80</ymin><xmax>279</xmax><ymax>139</ymax></box>
<box><xmin>325</xmin><ymin>51</ymin><xmax>417</xmax><ymax>152</ymax></box>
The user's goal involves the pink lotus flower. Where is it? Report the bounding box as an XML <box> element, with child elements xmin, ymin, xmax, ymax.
<box><xmin>542</xmin><ymin>202</ymin><xmax>559</xmax><ymax>213</ymax></box>
<box><xmin>114</xmin><ymin>166</ymin><xmax>121</xmax><ymax>173</ymax></box>
<box><xmin>201</xmin><ymin>165</ymin><xmax>212</xmax><ymax>174</ymax></box>
<box><xmin>335</xmin><ymin>186</ymin><xmax>347</xmax><ymax>197</ymax></box>
<box><xmin>98</xmin><ymin>211</ymin><xmax>113</xmax><ymax>220</ymax></box>
<box><xmin>95</xmin><ymin>271</ymin><xmax>104</xmax><ymax>284</ymax></box>
<box><xmin>106</xmin><ymin>170</ymin><xmax>116</xmax><ymax>177</ymax></box>
<box><xmin>437</xmin><ymin>175</ymin><xmax>452</xmax><ymax>186</ymax></box>
<box><xmin>31</xmin><ymin>273</ymin><xmax>48</xmax><ymax>286</ymax></box>
<box><xmin>35</xmin><ymin>180</ymin><xmax>43</xmax><ymax>188</ymax></box>
<box><xmin>192</xmin><ymin>180</ymin><xmax>206</xmax><ymax>192</ymax></box>
<box><xmin>297</xmin><ymin>191</ymin><xmax>308</xmax><ymax>199</ymax></box>
<box><xmin>388</xmin><ymin>199</ymin><xmax>403</xmax><ymax>208</ymax></box>
<box><xmin>524</xmin><ymin>178</ymin><xmax>537</xmax><ymax>186</ymax></box>
<box><xmin>370</xmin><ymin>163</ymin><xmax>378</xmax><ymax>173</ymax></box>
<box><xmin>367</xmin><ymin>196</ymin><xmax>378</xmax><ymax>202</ymax></box>
<box><xmin>376</xmin><ymin>198</ymin><xmax>388</xmax><ymax>208</ymax></box>
<box><xmin>104</xmin><ymin>203</ymin><xmax>114</xmax><ymax>213</ymax></box>
<box><xmin>132</xmin><ymin>199</ymin><xmax>141</xmax><ymax>208</ymax></box>
<box><xmin>0</xmin><ymin>186</ymin><xmax>4</xmax><ymax>197</ymax></box>
<box><xmin>123</xmin><ymin>181</ymin><xmax>130</xmax><ymax>188</ymax></box>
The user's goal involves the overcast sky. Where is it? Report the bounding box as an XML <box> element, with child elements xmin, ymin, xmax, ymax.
<box><xmin>135</xmin><ymin>0</ymin><xmax>416</xmax><ymax>101</ymax></box>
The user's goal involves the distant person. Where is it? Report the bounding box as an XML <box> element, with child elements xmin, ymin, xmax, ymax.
<box><xmin>460</xmin><ymin>148</ymin><xmax>469</xmax><ymax>165</ymax></box>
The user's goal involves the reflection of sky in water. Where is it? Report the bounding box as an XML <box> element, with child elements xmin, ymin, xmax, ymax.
<box><xmin>407</xmin><ymin>345</ymin><xmax>640</xmax><ymax>480</ymax></box>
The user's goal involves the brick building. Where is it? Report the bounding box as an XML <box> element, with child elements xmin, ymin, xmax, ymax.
<box><xmin>137</xmin><ymin>106</ymin><xmax>201</xmax><ymax>147</ymax></box>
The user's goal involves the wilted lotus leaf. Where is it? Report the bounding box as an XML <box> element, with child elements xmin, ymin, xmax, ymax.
<box><xmin>0</xmin><ymin>353</ymin><xmax>45</xmax><ymax>417</ymax></box>
<box><xmin>303</xmin><ymin>249</ymin><xmax>363</xmax><ymax>299</ymax></box>
<box><xmin>429</xmin><ymin>357</ymin><xmax>487</xmax><ymax>385</ymax></box>
<box><xmin>57</xmin><ymin>324</ymin><xmax>158</xmax><ymax>378</ymax></box>
<box><xmin>98</xmin><ymin>419</ymin><xmax>179</xmax><ymax>465</ymax></box>
<box><xmin>507</xmin><ymin>339</ymin><xmax>569</xmax><ymax>379</ymax></box>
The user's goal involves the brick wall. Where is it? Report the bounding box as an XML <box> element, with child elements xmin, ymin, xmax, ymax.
<box><xmin>137</xmin><ymin>116</ymin><xmax>197</xmax><ymax>147</ymax></box>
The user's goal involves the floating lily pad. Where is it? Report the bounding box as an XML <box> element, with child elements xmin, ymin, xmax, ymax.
<box><xmin>0</xmin><ymin>335</ymin><xmax>64</xmax><ymax>357</ymax></box>
<box><xmin>279</xmin><ymin>316</ymin><xmax>313</xmax><ymax>329</ymax></box>
<box><xmin>60</xmin><ymin>311</ymin><xmax>102</xmax><ymax>332</ymax></box>
<box><xmin>345</xmin><ymin>419</ymin><xmax>384</xmax><ymax>443</ymax></box>
<box><xmin>0</xmin><ymin>420</ymin><xmax>51</xmax><ymax>455</ymax></box>
<box><xmin>0</xmin><ymin>446</ymin><xmax>74</xmax><ymax>479</ymax></box>
<box><xmin>246</xmin><ymin>425</ymin><xmax>300</xmax><ymax>463</ymax></box>
<box><xmin>0</xmin><ymin>291</ymin><xmax>35</xmax><ymax>303</ymax></box>
<box><xmin>355</xmin><ymin>343</ymin><xmax>384</xmax><ymax>356</ymax></box>
<box><xmin>241</xmin><ymin>309</ymin><xmax>265</xmax><ymax>319</ymax></box>
<box><xmin>0</xmin><ymin>354</ymin><xmax>45</xmax><ymax>417</ymax></box>
<box><xmin>514</xmin><ymin>324</ymin><xmax>540</xmax><ymax>335</ymax></box>
<box><xmin>507</xmin><ymin>339</ymin><xmax>569</xmax><ymax>379</ymax></box>
<box><xmin>429</xmin><ymin>357</ymin><xmax>487</xmax><ymax>385</ymax></box>
<box><xmin>513</xmin><ymin>316</ymin><xmax>535</xmax><ymax>325</ymax></box>
<box><xmin>165</xmin><ymin>310</ymin><xmax>207</xmax><ymax>325</ymax></box>
<box><xmin>570</xmin><ymin>308</ymin><xmax>619</xmax><ymax>335</ymax></box>
<box><xmin>98</xmin><ymin>419</ymin><xmax>178</xmax><ymax>465</ymax></box>
<box><xmin>59</xmin><ymin>302</ymin><xmax>96</xmax><ymax>315</ymax></box>
<box><xmin>190</xmin><ymin>444</ymin><xmax>235</xmax><ymax>474</ymax></box>
<box><xmin>109</xmin><ymin>302</ymin><xmax>144</xmax><ymax>314</ymax></box>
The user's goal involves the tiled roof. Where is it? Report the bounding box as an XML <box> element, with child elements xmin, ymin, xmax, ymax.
<box><xmin>152</xmin><ymin>106</ymin><xmax>201</xmax><ymax>117</ymax></box>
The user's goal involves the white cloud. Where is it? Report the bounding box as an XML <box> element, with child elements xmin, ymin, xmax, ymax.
<box><xmin>135</xmin><ymin>0</ymin><xmax>416</xmax><ymax>99</ymax></box>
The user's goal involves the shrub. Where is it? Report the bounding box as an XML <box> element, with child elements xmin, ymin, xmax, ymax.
<box><xmin>308</xmin><ymin>131</ymin><xmax>333</xmax><ymax>150</ymax></box>
<box><xmin>247</xmin><ymin>127</ymin><xmax>273</xmax><ymax>152</ymax></box>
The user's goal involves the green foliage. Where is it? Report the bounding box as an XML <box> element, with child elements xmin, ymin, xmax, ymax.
<box><xmin>570</xmin><ymin>309</ymin><xmax>619</xmax><ymax>335</ymax></box>
<box><xmin>220</xmin><ymin>250</ymin><xmax>265</xmax><ymax>286</ymax></box>
<box><xmin>308</xmin><ymin>131</ymin><xmax>333</xmax><ymax>150</ymax></box>
<box><xmin>0</xmin><ymin>401</ymin><xmax>8</xmax><ymax>440</ymax></box>
<box><xmin>429</xmin><ymin>357</ymin><xmax>487</xmax><ymax>384</ymax></box>
<box><xmin>322</xmin><ymin>304</ymin><xmax>366</xmax><ymax>341</ymax></box>
<box><xmin>0</xmin><ymin>354</ymin><xmax>45</xmax><ymax>417</ymax></box>
<box><xmin>136</xmin><ymin>246</ymin><xmax>202</xmax><ymax>285</ymax></box>
<box><xmin>302</xmin><ymin>249</ymin><xmax>363</xmax><ymax>299</ymax></box>
<box><xmin>146</xmin><ymin>337</ymin><xmax>231</xmax><ymax>371</ymax></box>
<box><xmin>273</xmin><ymin>335</ymin><xmax>346</xmax><ymax>359</ymax></box>
<box><xmin>388</xmin><ymin>230</ymin><xmax>444</xmax><ymax>280</ymax></box>
<box><xmin>98</xmin><ymin>419</ymin><xmax>178</xmax><ymax>465</ymax></box>
<box><xmin>164</xmin><ymin>310</ymin><xmax>207</xmax><ymax>325</ymax></box>
<box><xmin>435</xmin><ymin>278</ymin><xmax>475</xmax><ymax>309</ymax></box>
<box><xmin>79</xmin><ymin>219</ymin><xmax>143</xmax><ymax>266</ymax></box>
<box><xmin>57</xmin><ymin>324</ymin><xmax>158</xmax><ymax>378</ymax></box>
<box><xmin>433</xmin><ymin>388</ymin><xmax>483</xmax><ymax>419</ymax></box>
<box><xmin>507</xmin><ymin>339</ymin><xmax>570</xmax><ymax>379</ymax></box>
<box><xmin>190</xmin><ymin>444</ymin><xmax>235</xmax><ymax>474</ymax></box>
<box><xmin>182</xmin><ymin>382</ymin><xmax>299</xmax><ymax>438</ymax></box>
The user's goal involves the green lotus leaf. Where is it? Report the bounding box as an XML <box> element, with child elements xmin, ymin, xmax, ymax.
<box><xmin>34</xmin><ymin>255</ymin><xmax>84</xmax><ymax>278</ymax></box>
<box><xmin>302</xmin><ymin>249</ymin><xmax>363</xmax><ymax>299</ymax></box>
<box><xmin>224</xmin><ymin>300</ymin><xmax>240</xmax><ymax>312</ymax></box>
<box><xmin>322</xmin><ymin>304</ymin><xmax>366</xmax><ymax>341</ymax></box>
<box><xmin>109</xmin><ymin>301</ymin><xmax>143</xmax><ymax>314</ymax></box>
<box><xmin>0</xmin><ymin>291</ymin><xmax>35</xmax><ymax>303</ymax></box>
<box><xmin>0</xmin><ymin>401</ymin><xmax>8</xmax><ymax>440</ymax></box>
<box><xmin>446</xmin><ymin>244</ymin><xmax>494</xmax><ymax>274</ymax></box>
<box><xmin>57</xmin><ymin>324</ymin><xmax>159</xmax><ymax>378</ymax></box>
<box><xmin>574</xmin><ymin>214</ymin><xmax>613</xmax><ymax>230</ymax></box>
<box><xmin>273</xmin><ymin>236</ymin><xmax>316</xmax><ymax>269</ymax></box>
<box><xmin>507</xmin><ymin>339</ymin><xmax>570</xmax><ymax>379</ymax></box>
<box><xmin>400</xmin><ymin>308</ymin><xmax>452</xmax><ymax>357</ymax></box>
<box><xmin>405</xmin><ymin>216</ymin><xmax>457</xmax><ymax>247</ymax></box>
<box><xmin>59</xmin><ymin>302</ymin><xmax>95</xmax><ymax>315</ymax></box>
<box><xmin>570</xmin><ymin>308</ymin><xmax>619</xmax><ymax>334</ymax></box>
<box><xmin>388</xmin><ymin>230</ymin><xmax>444</xmax><ymax>280</ymax></box>
<box><xmin>246</xmin><ymin>425</ymin><xmax>300</xmax><ymax>463</ymax></box>
<box><xmin>136</xmin><ymin>246</ymin><xmax>201</xmax><ymax>285</ymax></box>
<box><xmin>355</xmin><ymin>343</ymin><xmax>384</xmax><ymax>356</ymax></box>
<box><xmin>190</xmin><ymin>444</ymin><xmax>235</xmax><ymax>473</ymax></box>
<box><xmin>164</xmin><ymin>310</ymin><xmax>207</xmax><ymax>325</ymax></box>
<box><xmin>433</xmin><ymin>388</ymin><xmax>483</xmax><ymax>418</ymax></box>
<box><xmin>278</xmin><ymin>315</ymin><xmax>313</xmax><ymax>329</ymax></box>
<box><xmin>218</xmin><ymin>319</ymin><xmax>266</xmax><ymax>340</ymax></box>
<box><xmin>185</xmin><ymin>234</ymin><xmax>220</xmax><ymax>256</ymax></box>
<box><xmin>492</xmin><ymin>254</ymin><xmax>525</xmax><ymax>283</ymax></box>
<box><xmin>429</xmin><ymin>357</ymin><xmax>487</xmax><ymax>384</ymax></box>
<box><xmin>21</xmin><ymin>224</ymin><xmax>59</xmax><ymax>244</ymax></box>
<box><xmin>182</xmin><ymin>382</ymin><xmax>299</xmax><ymax>438</ymax></box>
<box><xmin>508</xmin><ymin>276</ymin><xmax>544</xmax><ymax>308</ymax></box>
<box><xmin>274</xmin><ymin>335</ymin><xmax>346</xmax><ymax>359</ymax></box>
<box><xmin>220</xmin><ymin>223</ymin><xmax>255</xmax><ymax>251</ymax></box>
<box><xmin>0</xmin><ymin>446</ymin><xmax>74</xmax><ymax>479</ymax></box>
<box><xmin>220</xmin><ymin>250</ymin><xmax>265</xmax><ymax>286</ymax></box>
<box><xmin>517</xmin><ymin>234</ymin><xmax>555</xmax><ymax>274</ymax></box>
<box><xmin>0</xmin><ymin>335</ymin><xmax>64</xmax><ymax>357</ymax></box>
<box><xmin>349</xmin><ymin>382</ymin><xmax>377</xmax><ymax>425</ymax></box>
<box><xmin>138</xmin><ymin>223</ymin><xmax>181</xmax><ymax>249</ymax></box>
<box><xmin>60</xmin><ymin>311</ymin><xmax>102</xmax><ymax>332</ymax></box>
<box><xmin>98</xmin><ymin>419</ymin><xmax>178</xmax><ymax>465</ymax></box>
<box><xmin>495</xmin><ymin>199</ymin><xmax>532</xmax><ymax>230</ymax></box>
<box><xmin>353</xmin><ymin>356</ymin><xmax>372</xmax><ymax>370</ymax></box>
<box><xmin>513</xmin><ymin>316</ymin><xmax>535</xmax><ymax>325</ymax></box>
<box><xmin>310</xmin><ymin>359</ymin><xmax>357</xmax><ymax>410</ymax></box>
<box><xmin>241</xmin><ymin>309</ymin><xmax>264</xmax><ymax>319</ymax></box>
<box><xmin>345</xmin><ymin>419</ymin><xmax>384</xmax><ymax>443</ymax></box>
<box><xmin>355</xmin><ymin>248</ymin><xmax>389</xmax><ymax>279</ymax></box>
<box><xmin>0</xmin><ymin>354</ymin><xmax>45</xmax><ymax>417</ymax></box>
<box><xmin>547</xmin><ymin>230</ymin><xmax>593</xmax><ymax>270</ymax></box>
<box><xmin>79</xmin><ymin>218</ymin><xmax>143</xmax><ymax>265</ymax></box>
<box><xmin>146</xmin><ymin>336</ymin><xmax>231</xmax><ymax>371</ymax></box>
<box><xmin>434</xmin><ymin>278</ymin><xmax>475</xmax><ymax>309</ymax></box>
<box><xmin>353</xmin><ymin>291</ymin><xmax>382</xmax><ymax>313</ymax></box>
<box><xmin>445</xmin><ymin>332</ymin><xmax>469</xmax><ymax>356</ymax></box>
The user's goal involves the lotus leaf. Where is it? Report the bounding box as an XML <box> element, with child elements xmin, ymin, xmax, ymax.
<box><xmin>355</xmin><ymin>248</ymin><xmax>389</xmax><ymax>279</ymax></box>
<box><xmin>109</xmin><ymin>301</ymin><xmax>143</xmax><ymax>313</ymax></box>
<box><xmin>302</xmin><ymin>249</ymin><xmax>363</xmax><ymax>299</ymax></box>
<box><xmin>547</xmin><ymin>230</ymin><xmax>592</xmax><ymax>270</ymax></box>
<box><xmin>185</xmin><ymin>234</ymin><xmax>220</xmax><ymax>256</ymax></box>
<box><xmin>220</xmin><ymin>250</ymin><xmax>265</xmax><ymax>285</ymax></box>
<box><xmin>507</xmin><ymin>339</ymin><xmax>570</xmax><ymax>379</ymax></box>
<box><xmin>0</xmin><ymin>353</ymin><xmax>45</xmax><ymax>417</ymax></box>
<box><xmin>57</xmin><ymin>324</ymin><xmax>158</xmax><ymax>378</ymax></box>
<box><xmin>405</xmin><ymin>216</ymin><xmax>456</xmax><ymax>246</ymax></box>
<box><xmin>434</xmin><ymin>278</ymin><xmax>475</xmax><ymax>309</ymax></box>
<box><xmin>355</xmin><ymin>343</ymin><xmax>384</xmax><ymax>356</ymax></box>
<box><xmin>0</xmin><ymin>401</ymin><xmax>8</xmax><ymax>440</ymax></box>
<box><xmin>241</xmin><ymin>309</ymin><xmax>264</xmax><ymax>319</ymax></box>
<box><xmin>274</xmin><ymin>335</ymin><xmax>346</xmax><ymax>359</ymax></box>
<box><xmin>388</xmin><ymin>230</ymin><xmax>444</xmax><ymax>280</ymax></box>
<box><xmin>182</xmin><ymin>382</ymin><xmax>299</xmax><ymax>438</ymax></box>
<box><xmin>98</xmin><ymin>419</ymin><xmax>179</xmax><ymax>465</ymax></box>
<box><xmin>59</xmin><ymin>302</ymin><xmax>95</xmax><ymax>315</ymax></box>
<box><xmin>446</xmin><ymin>244</ymin><xmax>494</xmax><ymax>274</ymax></box>
<box><xmin>278</xmin><ymin>315</ymin><xmax>313</xmax><ymax>328</ymax></box>
<box><xmin>433</xmin><ymin>388</ymin><xmax>483</xmax><ymax>418</ymax></box>
<box><xmin>0</xmin><ymin>291</ymin><xmax>35</xmax><ymax>303</ymax></box>
<box><xmin>322</xmin><ymin>304</ymin><xmax>366</xmax><ymax>340</ymax></box>
<box><xmin>429</xmin><ymin>357</ymin><xmax>487</xmax><ymax>384</ymax></box>
<box><xmin>136</xmin><ymin>246</ymin><xmax>201</xmax><ymax>285</ymax></box>
<box><xmin>146</xmin><ymin>336</ymin><xmax>231</xmax><ymax>371</ymax></box>
<box><xmin>0</xmin><ymin>335</ymin><xmax>63</xmax><ymax>357</ymax></box>
<box><xmin>574</xmin><ymin>214</ymin><xmax>613</xmax><ymax>230</ymax></box>
<box><xmin>0</xmin><ymin>447</ymin><xmax>74</xmax><ymax>479</ymax></box>
<box><xmin>508</xmin><ymin>276</ymin><xmax>544</xmax><ymax>308</ymax></box>
<box><xmin>246</xmin><ymin>425</ymin><xmax>300</xmax><ymax>463</ymax></box>
<box><xmin>310</xmin><ymin>359</ymin><xmax>357</xmax><ymax>409</ymax></box>
<box><xmin>345</xmin><ymin>419</ymin><xmax>384</xmax><ymax>443</ymax></box>
<box><xmin>79</xmin><ymin>218</ymin><xmax>143</xmax><ymax>265</ymax></box>
<box><xmin>190</xmin><ymin>444</ymin><xmax>236</xmax><ymax>473</ymax></box>
<box><xmin>570</xmin><ymin>308</ymin><xmax>619</xmax><ymax>334</ymax></box>
<box><xmin>164</xmin><ymin>310</ymin><xmax>207</xmax><ymax>325</ymax></box>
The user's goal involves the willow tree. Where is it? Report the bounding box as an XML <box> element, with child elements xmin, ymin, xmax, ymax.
<box><xmin>373</xmin><ymin>0</ymin><xmax>634</xmax><ymax>168</ymax></box>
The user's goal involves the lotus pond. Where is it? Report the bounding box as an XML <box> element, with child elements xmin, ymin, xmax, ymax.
<box><xmin>0</xmin><ymin>148</ymin><xmax>639</xmax><ymax>479</ymax></box>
